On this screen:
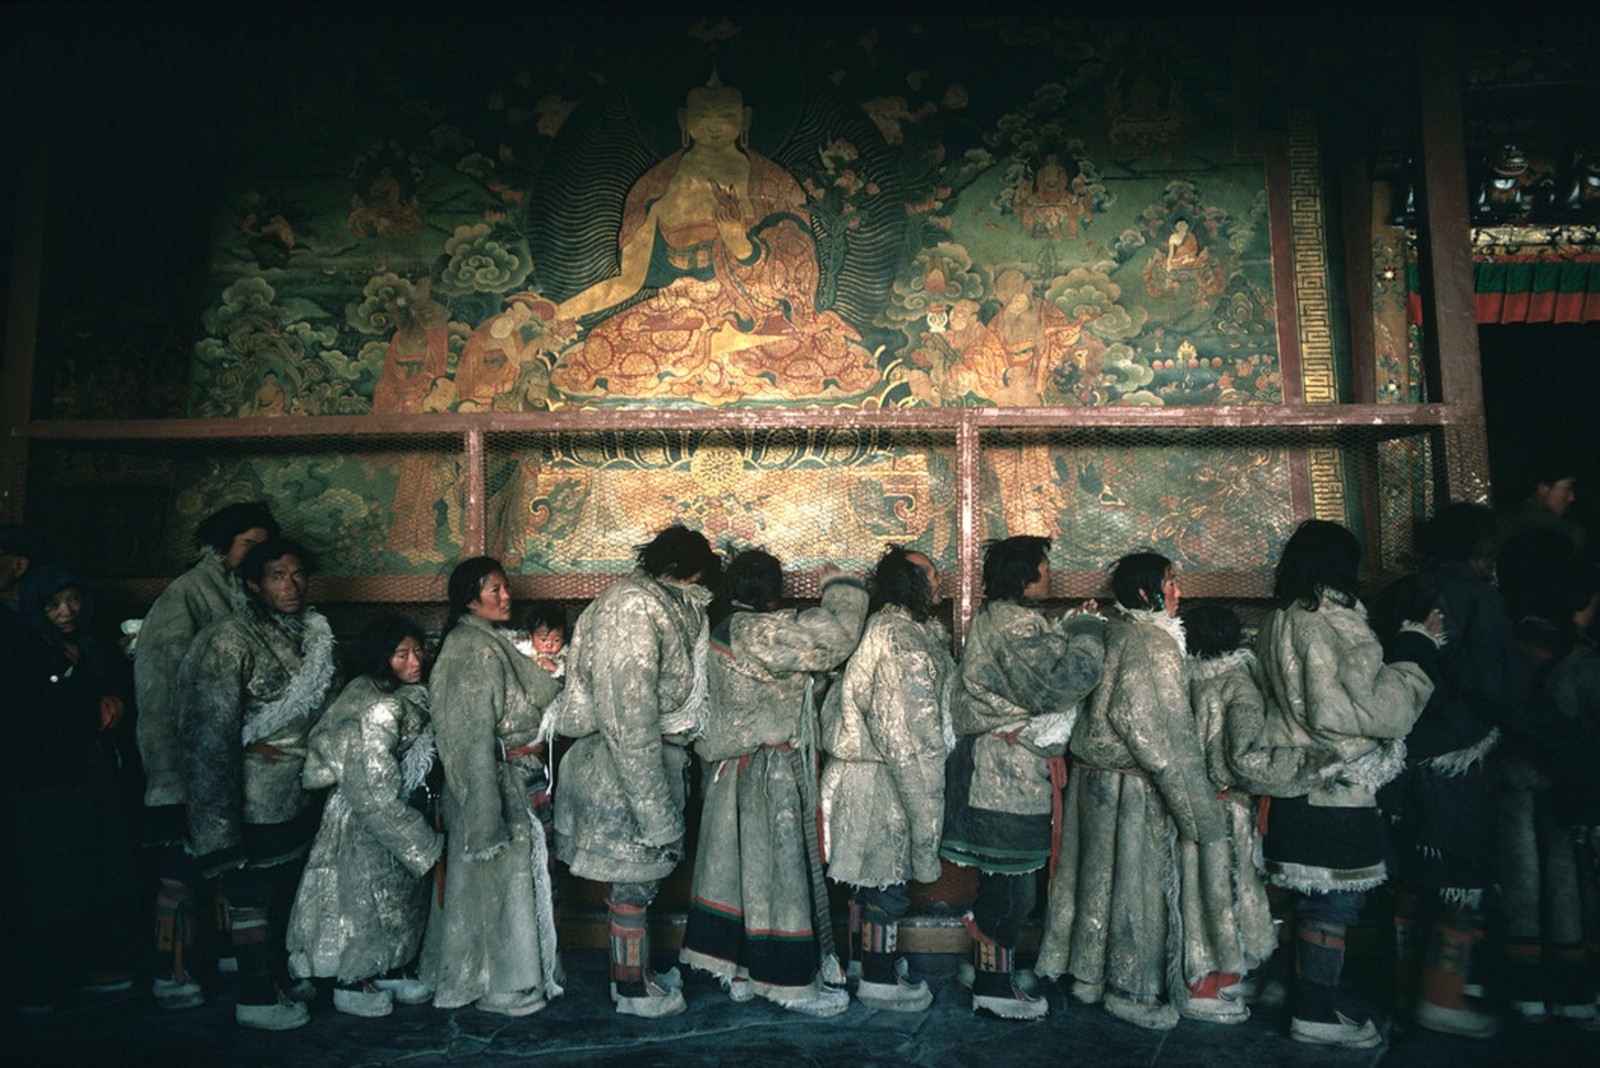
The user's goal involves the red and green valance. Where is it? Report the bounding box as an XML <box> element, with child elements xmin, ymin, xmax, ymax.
<box><xmin>1407</xmin><ymin>255</ymin><xmax>1600</xmax><ymax>324</ymax></box>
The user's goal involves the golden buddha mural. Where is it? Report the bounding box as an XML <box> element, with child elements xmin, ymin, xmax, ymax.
<box><xmin>523</xmin><ymin>74</ymin><xmax>892</xmax><ymax>407</ymax></box>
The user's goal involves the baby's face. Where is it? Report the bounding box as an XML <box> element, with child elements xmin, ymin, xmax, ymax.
<box><xmin>531</xmin><ymin>625</ymin><xmax>566</xmax><ymax>656</ymax></box>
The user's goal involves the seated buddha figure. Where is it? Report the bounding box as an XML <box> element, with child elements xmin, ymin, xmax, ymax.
<box><xmin>550</xmin><ymin>77</ymin><xmax>880</xmax><ymax>404</ymax></box>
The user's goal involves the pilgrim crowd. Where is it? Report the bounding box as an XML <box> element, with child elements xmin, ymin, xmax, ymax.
<box><xmin>0</xmin><ymin>463</ymin><xmax>1594</xmax><ymax>1050</ymax></box>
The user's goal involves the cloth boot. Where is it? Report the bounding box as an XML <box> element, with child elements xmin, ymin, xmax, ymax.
<box><xmin>1182</xmin><ymin>971</ymin><xmax>1248</xmax><ymax>1023</ymax></box>
<box><xmin>1289</xmin><ymin>918</ymin><xmax>1379</xmax><ymax>1048</ymax></box>
<box><xmin>1391</xmin><ymin>886</ymin><xmax>1426</xmax><ymax>1019</ymax></box>
<box><xmin>227</xmin><ymin>905</ymin><xmax>307</xmax><ymax>1031</ymax></box>
<box><xmin>966</xmin><ymin>916</ymin><xmax>1045</xmax><ymax>1021</ymax></box>
<box><xmin>152</xmin><ymin>876</ymin><xmax>203</xmax><ymax>1009</ymax></box>
<box><xmin>845</xmin><ymin>897</ymin><xmax>863</xmax><ymax>982</ymax></box>
<box><xmin>607</xmin><ymin>899</ymin><xmax>685</xmax><ymax>1018</ymax></box>
<box><xmin>212</xmin><ymin>891</ymin><xmax>238</xmax><ymax>974</ymax></box>
<box><xmin>855</xmin><ymin>920</ymin><xmax>931</xmax><ymax>1012</ymax></box>
<box><xmin>1417</xmin><ymin>909</ymin><xmax>1499</xmax><ymax>1038</ymax></box>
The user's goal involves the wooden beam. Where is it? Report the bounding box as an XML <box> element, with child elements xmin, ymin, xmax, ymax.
<box><xmin>1</xmin><ymin>152</ymin><xmax>46</xmax><ymax>523</ymax></box>
<box><xmin>14</xmin><ymin>403</ymin><xmax>1473</xmax><ymax>446</ymax></box>
<box><xmin>1417</xmin><ymin>23</ymin><xmax>1491</xmax><ymax>502</ymax></box>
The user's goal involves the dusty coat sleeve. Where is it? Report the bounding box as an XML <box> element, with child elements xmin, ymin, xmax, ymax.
<box><xmin>970</xmin><ymin>612</ymin><xmax>1105</xmax><ymax>731</ymax></box>
<box><xmin>868</xmin><ymin>629</ymin><xmax>948</xmax><ymax>882</ymax></box>
<box><xmin>592</xmin><ymin>589</ymin><xmax>683</xmax><ymax>848</ymax></box>
<box><xmin>434</xmin><ymin>641</ymin><xmax>513</xmax><ymax>858</ymax></box>
<box><xmin>178</xmin><ymin>626</ymin><xmax>251</xmax><ymax>872</ymax></box>
<box><xmin>737</xmin><ymin>576</ymin><xmax>869</xmax><ymax>675</ymax></box>
<box><xmin>1290</xmin><ymin>616</ymin><xmax>1431</xmax><ymax>741</ymax></box>
<box><xmin>1109</xmin><ymin>629</ymin><xmax>1225</xmax><ymax>844</ymax></box>
<box><xmin>346</xmin><ymin>697</ymin><xmax>443</xmax><ymax>877</ymax></box>
<box><xmin>135</xmin><ymin>567</ymin><xmax>229</xmax><ymax>803</ymax></box>
<box><xmin>1213</xmin><ymin>672</ymin><xmax>1327</xmax><ymax>796</ymax></box>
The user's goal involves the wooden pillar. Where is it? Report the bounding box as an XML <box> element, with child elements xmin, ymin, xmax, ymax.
<box><xmin>1417</xmin><ymin>23</ymin><xmax>1491</xmax><ymax>503</ymax></box>
<box><xmin>1</xmin><ymin>155</ymin><xmax>46</xmax><ymax>523</ymax></box>
<box><xmin>953</xmin><ymin>413</ymin><xmax>979</xmax><ymax>651</ymax></box>
<box><xmin>463</xmin><ymin>427</ymin><xmax>486</xmax><ymax>555</ymax></box>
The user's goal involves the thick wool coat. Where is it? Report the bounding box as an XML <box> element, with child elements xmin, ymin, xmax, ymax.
<box><xmin>820</xmin><ymin>604</ymin><xmax>957</xmax><ymax>888</ymax></box>
<box><xmin>948</xmin><ymin>602</ymin><xmax>1105</xmax><ymax>815</ymax></box>
<box><xmin>177</xmin><ymin>602</ymin><xmax>336</xmax><ymax>871</ymax></box>
<box><xmin>940</xmin><ymin>601</ymin><xmax>1104</xmax><ymax>875</ymax></box>
<box><xmin>1036</xmin><ymin>608</ymin><xmax>1223</xmax><ymax>1009</ymax></box>
<box><xmin>680</xmin><ymin>574</ymin><xmax>869</xmax><ymax>999</ymax></box>
<box><xmin>135</xmin><ymin>552</ymin><xmax>237</xmax><ymax>810</ymax></box>
<box><xmin>287</xmin><ymin>676</ymin><xmax>440</xmax><ymax>984</ymax></box>
<box><xmin>1177</xmin><ymin>650</ymin><xmax>1306</xmax><ymax>983</ymax></box>
<box><xmin>420</xmin><ymin>615</ymin><xmax>563</xmax><ymax>1007</ymax></box>
<box><xmin>555</xmin><ymin>571</ymin><xmax>711</xmax><ymax>884</ymax></box>
<box><xmin>1252</xmin><ymin>593</ymin><xmax>1434</xmax><ymax>893</ymax></box>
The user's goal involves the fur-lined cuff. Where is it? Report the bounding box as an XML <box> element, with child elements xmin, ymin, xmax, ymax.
<box><xmin>1398</xmin><ymin>620</ymin><xmax>1446</xmax><ymax>648</ymax></box>
<box><xmin>1386</xmin><ymin>628</ymin><xmax>1440</xmax><ymax>674</ymax></box>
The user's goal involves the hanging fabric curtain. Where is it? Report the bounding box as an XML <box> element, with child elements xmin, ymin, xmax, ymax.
<box><xmin>1473</xmin><ymin>257</ymin><xmax>1600</xmax><ymax>324</ymax></box>
<box><xmin>1407</xmin><ymin>252</ymin><xmax>1600</xmax><ymax>325</ymax></box>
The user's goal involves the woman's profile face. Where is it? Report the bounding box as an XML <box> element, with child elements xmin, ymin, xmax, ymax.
<box><xmin>1161</xmin><ymin>569</ymin><xmax>1182</xmax><ymax>617</ymax></box>
<box><xmin>44</xmin><ymin>586</ymin><xmax>84</xmax><ymax>635</ymax></box>
<box><xmin>389</xmin><ymin>636</ymin><xmax>426</xmax><ymax>685</ymax></box>
<box><xmin>468</xmin><ymin>570</ymin><xmax>514</xmax><ymax>624</ymax></box>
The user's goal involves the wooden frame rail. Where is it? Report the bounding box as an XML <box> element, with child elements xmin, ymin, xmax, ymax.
<box><xmin>14</xmin><ymin>403</ymin><xmax>1460</xmax><ymax>644</ymax></box>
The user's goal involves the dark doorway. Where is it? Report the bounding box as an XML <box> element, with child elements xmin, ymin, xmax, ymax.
<box><xmin>1479</xmin><ymin>321</ymin><xmax>1600</xmax><ymax>550</ymax></box>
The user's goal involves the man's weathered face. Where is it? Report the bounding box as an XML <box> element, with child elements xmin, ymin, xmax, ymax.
<box><xmin>249</xmin><ymin>554</ymin><xmax>307</xmax><ymax>615</ymax></box>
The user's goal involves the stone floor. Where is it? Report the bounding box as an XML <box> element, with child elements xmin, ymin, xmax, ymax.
<box><xmin>5</xmin><ymin>951</ymin><xmax>1596</xmax><ymax>1067</ymax></box>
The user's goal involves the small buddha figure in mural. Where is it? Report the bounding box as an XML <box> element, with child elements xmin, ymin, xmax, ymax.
<box><xmin>1012</xmin><ymin>154</ymin><xmax>1092</xmax><ymax>241</ymax></box>
<box><xmin>250</xmin><ymin>370</ymin><xmax>291</xmax><ymax>416</ymax></box>
<box><xmin>1143</xmin><ymin>216</ymin><xmax>1225</xmax><ymax>305</ymax></box>
<box><xmin>547</xmin><ymin>75</ymin><xmax>880</xmax><ymax>405</ymax></box>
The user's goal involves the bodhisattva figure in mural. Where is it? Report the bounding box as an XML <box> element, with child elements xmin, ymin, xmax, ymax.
<box><xmin>548</xmin><ymin>77</ymin><xmax>881</xmax><ymax>404</ymax></box>
<box><xmin>940</xmin><ymin>300</ymin><xmax>1010</xmax><ymax>404</ymax></box>
<box><xmin>987</xmin><ymin>270</ymin><xmax>1092</xmax><ymax>406</ymax></box>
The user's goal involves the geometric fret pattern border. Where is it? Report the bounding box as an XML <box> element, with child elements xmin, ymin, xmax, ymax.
<box><xmin>1289</xmin><ymin>109</ymin><xmax>1339</xmax><ymax>405</ymax></box>
<box><xmin>1308</xmin><ymin>445</ymin><xmax>1349</xmax><ymax>523</ymax></box>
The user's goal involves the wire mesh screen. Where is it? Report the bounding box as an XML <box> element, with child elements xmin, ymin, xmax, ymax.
<box><xmin>977</xmin><ymin>424</ymin><xmax>1439</xmax><ymax>598</ymax></box>
<box><xmin>25</xmin><ymin>419</ymin><xmax>1443</xmax><ymax>615</ymax></box>
<box><xmin>482</xmin><ymin>427</ymin><xmax>959</xmax><ymax>598</ymax></box>
<box><xmin>29</xmin><ymin>437</ymin><xmax>467</xmax><ymax>601</ymax></box>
